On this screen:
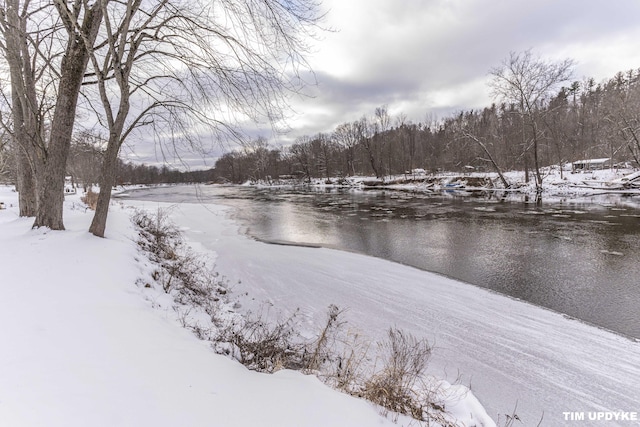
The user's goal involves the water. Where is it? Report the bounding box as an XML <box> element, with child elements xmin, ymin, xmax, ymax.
<box><xmin>120</xmin><ymin>185</ymin><xmax>640</xmax><ymax>338</ymax></box>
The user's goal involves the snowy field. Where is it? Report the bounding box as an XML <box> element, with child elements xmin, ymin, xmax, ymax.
<box><xmin>0</xmin><ymin>186</ymin><xmax>493</xmax><ymax>427</ymax></box>
<box><xmin>122</xmin><ymin>186</ymin><xmax>640</xmax><ymax>426</ymax></box>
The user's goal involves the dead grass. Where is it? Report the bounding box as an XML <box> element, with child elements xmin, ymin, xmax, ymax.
<box><xmin>81</xmin><ymin>188</ymin><xmax>99</xmax><ymax>210</ymax></box>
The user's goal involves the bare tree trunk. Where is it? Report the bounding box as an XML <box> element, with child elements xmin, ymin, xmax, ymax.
<box><xmin>10</xmin><ymin>72</ymin><xmax>38</xmax><ymax>216</ymax></box>
<box><xmin>531</xmin><ymin>120</ymin><xmax>543</xmax><ymax>191</ymax></box>
<box><xmin>462</xmin><ymin>132</ymin><xmax>510</xmax><ymax>188</ymax></box>
<box><xmin>348</xmin><ymin>148</ymin><xmax>356</xmax><ymax>176</ymax></box>
<box><xmin>89</xmin><ymin>139</ymin><xmax>119</xmax><ymax>237</ymax></box>
<box><xmin>14</xmin><ymin>145</ymin><xmax>37</xmax><ymax>216</ymax></box>
<box><xmin>363</xmin><ymin>137</ymin><xmax>381</xmax><ymax>178</ymax></box>
<box><xmin>2</xmin><ymin>0</ymin><xmax>39</xmax><ymax>216</ymax></box>
<box><xmin>33</xmin><ymin>3</ymin><xmax>103</xmax><ymax>230</ymax></box>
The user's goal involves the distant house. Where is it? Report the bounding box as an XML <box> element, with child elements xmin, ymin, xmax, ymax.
<box><xmin>64</xmin><ymin>176</ymin><xmax>77</xmax><ymax>195</ymax></box>
<box><xmin>571</xmin><ymin>158</ymin><xmax>611</xmax><ymax>172</ymax></box>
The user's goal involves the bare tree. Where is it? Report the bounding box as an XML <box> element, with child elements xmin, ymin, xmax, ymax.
<box><xmin>489</xmin><ymin>50</ymin><xmax>573</xmax><ymax>190</ymax></box>
<box><xmin>0</xmin><ymin>0</ymin><xmax>53</xmax><ymax>216</ymax></box>
<box><xmin>333</xmin><ymin>121</ymin><xmax>360</xmax><ymax>176</ymax></box>
<box><xmin>374</xmin><ymin>105</ymin><xmax>391</xmax><ymax>176</ymax></box>
<box><xmin>0</xmin><ymin>128</ymin><xmax>12</xmax><ymax>181</ymax></box>
<box><xmin>310</xmin><ymin>132</ymin><xmax>333</xmax><ymax>178</ymax></box>
<box><xmin>393</xmin><ymin>114</ymin><xmax>420</xmax><ymax>176</ymax></box>
<box><xmin>461</xmin><ymin>132</ymin><xmax>510</xmax><ymax>188</ymax></box>
<box><xmin>242</xmin><ymin>137</ymin><xmax>271</xmax><ymax>182</ymax></box>
<box><xmin>289</xmin><ymin>135</ymin><xmax>313</xmax><ymax>182</ymax></box>
<box><xmin>359</xmin><ymin>115</ymin><xmax>382</xmax><ymax>178</ymax></box>
<box><xmin>1</xmin><ymin>0</ymin><xmax>103</xmax><ymax>227</ymax></box>
<box><xmin>68</xmin><ymin>0</ymin><xmax>323</xmax><ymax>237</ymax></box>
<box><xmin>32</xmin><ymin>1</ymin><xmax>103</xmax><ymax>229</ymax></box>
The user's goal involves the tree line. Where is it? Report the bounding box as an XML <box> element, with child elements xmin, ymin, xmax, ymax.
<box><xmin>214</xmin><ymin>55</ymin><xmax>640</xmax><ymax>188</ymax></box>
<box><xmin>0</xmin><ymin>130</ymin><xmax>212</xmax><ymax>187</ymax></box>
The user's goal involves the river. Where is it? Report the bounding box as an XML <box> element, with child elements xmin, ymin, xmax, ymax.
<box><xmin>119</xmin><ymin>184</ymin><xmax>640</xmax><ymax>339</ymax></box>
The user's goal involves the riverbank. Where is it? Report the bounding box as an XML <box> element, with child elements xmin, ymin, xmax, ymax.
<box><xmin>0</xmin><ymin>186</ymin><xmax>496</xmax><ymax>427</ymax></box>
<box><xmin>251</xmin><ymin>167</ymin><xmax>640</xmax><ymax>199</ymax></box>
<box><xmin>0</xmin><ymin>187</ymin><xmax>410</xmax><ymax>427</ymax></box>
<box><xmin>4</xmin><ymin>182</ymin><xmax>640</xmax><ymax>425</ymax></box>
<box><xmin>122</xmin><ymin>185</ymin><xmax>640</xmax><ymax>425</ymax></box>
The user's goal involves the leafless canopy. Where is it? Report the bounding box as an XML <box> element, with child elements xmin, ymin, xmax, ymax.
<box><xmin>489</xmin><ymin>49</ymin><xmax>574</xmax><ymax>113</ymax></box>
<box><xmin>80</xmin><ymin>0</ymin><xmax>325</xmax><ymax>153</ymax></box>
<box><xmin>1</xmin><ymin>0</ymin><xmax>324</xmax><ymax>232</ymax></box>
<box><xmin>488</xmin><ymin>49</ymin><xmax>574</xmax><ymax>188</ymax></box>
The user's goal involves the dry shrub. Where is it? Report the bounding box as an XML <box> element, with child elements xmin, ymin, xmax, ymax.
<box><xmin>132</xmin><ymin>208</ymin><xmax>229</xmax><ymax>315</ymax></box>
<box><xmin>132</xmin><ymin>208</ymin><xmax>182</xmax><ymax>263</ymax></box>
<box><xmin>326</xmin><ymin>330</ymin><xmax>372</xmax><ymax>393</ymax></box>
<box><xmin>362</xmin><ymin>328</ymin><xmax>432</xmax><ymax>420</ymax></box>
<box><xmin>219</xmin><ymin>308</ymin><xmax>308</xmax><ymax>372</ymax></box>
<box><xmin>306</xmin><ymin>304</ymin><xmax>345</xmax><ymax>372</ymax></box>
<box><xmin>81</xmin><ymin>188</ymin><xmax>99</xmax><ymax>210</ymax></box>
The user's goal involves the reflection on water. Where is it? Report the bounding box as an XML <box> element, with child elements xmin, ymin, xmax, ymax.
<box><xmin>121</xmin><ymin>185</ymin><xmax>640</xmax><ymax>338</ymax></box>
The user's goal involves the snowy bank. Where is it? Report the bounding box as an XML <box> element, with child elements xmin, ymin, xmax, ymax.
<box><xmin>0</xmin><ymin>187</ymin><xmax>413</xmax><ymax>427</ymax></box>
<box><xmin>123</xmin><ymin>185</ymin><xmax>640</xmax><ymax>426</ymax></box>
<box><xmin>251</xmin><ymin>167</ymin><xmax>640</xmax><ymax>200</ymax></box>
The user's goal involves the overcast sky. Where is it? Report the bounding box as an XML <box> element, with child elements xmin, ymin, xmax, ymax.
<box><xmin>125</xmin><ymin>0</ymin><xmax>640</xmax><ymax>169</ymax></box>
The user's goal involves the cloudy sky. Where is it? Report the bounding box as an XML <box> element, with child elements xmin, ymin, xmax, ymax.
<box><xmin>126</xmin><ymin>0</ymin><xmax>640</xmax><ymax>169</ymax></box>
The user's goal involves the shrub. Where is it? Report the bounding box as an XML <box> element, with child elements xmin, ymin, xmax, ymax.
<box><xmin>81</xmin><ymin>188</ymin><xmax>99</xmax><ymax>210</ymax></box>
<box><xmin>362</xmin><ymin>328</ymin><xmax>432</xmax><ymax>420</ymax></box>
<box><xmin>132</xmin><ymin>208</ymin><xmax>230</xmax><ymax>319</ymax></box>
<box><xmin>305</xmin><ymin>304</ymin><xmax>345</xmax><ymax>372</ymax></box>
<box><xmin>220</xmin><ymin>309</ymin><xmax>308</xmax><ymax>372</ymax></box>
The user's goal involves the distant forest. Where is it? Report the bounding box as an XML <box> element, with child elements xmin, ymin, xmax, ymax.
<box><xmin>213</xmin><ymin>67</ymin><xmax>640</xmax><ymax>185</ymax></box>
<box><xmin>4</xmin><ymin>66</ymin><xmax>638</xmax><ymax>187</ymax></box>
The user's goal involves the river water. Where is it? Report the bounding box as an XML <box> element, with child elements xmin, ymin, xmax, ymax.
<box><xmin>120</xmin><ymin>184</ymin><xmax>640</xmax><ymax>339</ymax></box>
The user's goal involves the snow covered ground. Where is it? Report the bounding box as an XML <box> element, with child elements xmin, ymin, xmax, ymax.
<box><xmin>0</xmin><ymin>186</ymin><xmax>495</xmax><ymax>426</ymax></box>
<box><xmin>121</xmin><ymin>184</ymin><xmax>640</xmax><ymax>426</ymax></box>
<box><xmin>3</xmin><ymin>173</ymin><xmax>640</xmax><ymax>426</ymax></box>
<box><xmin>301</xmin><ymin>167</ymin><xmax>640</xmax><ymax>199</ymax></box>
<box><xmin>0</xmin><ymin>187</ymin><xmax>414</xmax><ymax>427</ymax></box>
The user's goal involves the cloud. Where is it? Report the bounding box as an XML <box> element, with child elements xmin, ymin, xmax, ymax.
<box><xmin>125</xmin><ymin>0</ymin><xmax>640</xmax><ymax>168</ymax></box>
<box><xmin>285</xmin><ymin>0</ymin><xmax>640</xmax><ymax>131</ymax></box>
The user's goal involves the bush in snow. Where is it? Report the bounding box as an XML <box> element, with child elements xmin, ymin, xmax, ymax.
<box><xmin>81</xmin><ymin>188</ymin><xmax>99</xmax><ymax>210</ymax></box>
<box><xmin>218</xmin><ymin>308</ymin><xmax>308</xmax><ymax>371</ymax></box>
<box><xmin>132</xmin><ymin>208</ymin><xmax>232</xmax><ymax>325</ymax></box>
<box><xmin>362</xmin><ymin>328</ymin><xmax>433</xmax><ymax>419</ymax></box>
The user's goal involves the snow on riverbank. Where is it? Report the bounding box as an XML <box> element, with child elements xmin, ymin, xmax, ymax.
<box><xmin>0</xmin><ymin>185</ymin><xmax>497</xmax><ymax>426</ymax></box>
<box><xmin>263</xmin><ymin>167</ymin><xmax>640</xmax><ymax>200</ymax></box>
<box><xmin>122</xmin><ymin>185</ymin><xmax>640</xmax><ymax>426</ymax></box>
<box><xmin>0</xmin><ymin>187</ymin><xmax>418</xmax><ymax>427</ymax></box>
<box><xmin>3</xmin><ymin>178</ymin><xmax>640</xmax><ymax>426</ymax></box>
